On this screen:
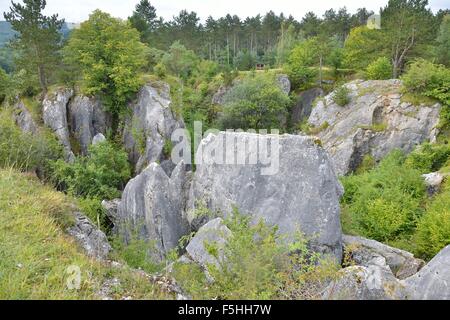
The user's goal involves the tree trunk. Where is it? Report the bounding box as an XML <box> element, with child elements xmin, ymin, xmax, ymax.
<box><xmin>38</xmin><ymin>65</ymin><xmax>47</xmax><ymax>92</ymax></box>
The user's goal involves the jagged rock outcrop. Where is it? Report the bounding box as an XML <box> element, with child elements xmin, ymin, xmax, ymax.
<box><xmin>188</xmin><ymin>132</ymin><xmax>344</xmax><ymax>260</ymax></box>
<box><xmin>123</xmin><ymin>82</ymin><xmax>184</xmax><ymax>174</ymax></box>
<box><xmin>291</xmin><ymin>88</ymin><xmax>324</xmax><ymax>126</ymax></box>
<box><xmin>343</xmin><ymin>235</ymin><xmax>424</xmax><ymax>279</ymax></box>
<box><xmin>308</xmin><ymin>80</ymin><xmax>441</xmax><ymax>175</ymax></box>
<box><xmin>116</xmin><ymin>161</ymin><xmax>190</xmax><ymax>261</ymax></box>
<box><xmin>13</xmin><ymin>100</ymin><xmax>39</xmax><ymax>135</ymax></box>
<box><xmin>403</xmin><ymin>245</ymin><xmax>450</xmax><ymax>300</ymax></box>
<box><xmin>42</xmin><ymin>88</ymin><xmax>75</xmax><ymax>162</ymax></box>
<box><xmin>67</xmin><ymin>95</ymin><xmax>110</xmax><ymax>155</ymax></box>
<box><xmin>67</xmin><ymin>211</ymin><xmax>112</xmax><ymax>260</ymax></box>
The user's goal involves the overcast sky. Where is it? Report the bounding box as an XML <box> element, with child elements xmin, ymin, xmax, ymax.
<box><xmin>0</xmin><ymin>0</ymin><xmax>448</xmax><ymax>23</ymax></box>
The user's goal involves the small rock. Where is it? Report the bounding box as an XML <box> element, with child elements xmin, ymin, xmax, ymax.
<box><xmin>92</xmin><ymin>133</ymin><xmax>106</xmax><ymax>146</ymax></box>
<box><xmin>422</xmin><ymin>172</ymin><xmax>445</xmax><ymax>196</ymax></box>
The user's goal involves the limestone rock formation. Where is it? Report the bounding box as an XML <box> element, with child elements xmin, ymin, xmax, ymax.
<box><xmin>42</xmin><ymin>88</ymin><xmax>75</xmax><ymax>162</ymax></box>
<box><xmin>67</xmin><ymin>95</ymin><xmax>109</xmax><ymax>155</ymax></box>
<box><xmin>189</xmin><ymin>132</ymin><xmax>344</xmax><ymax>260</ymax></box>
<box><xmin>116</xmin><ymin>161</ymin><xmax>190</xmax><ymax>261</ymax></box>
<box><xmin>123</xmin><ymin>82</ymin><xmax>184</xmax><ymax>173</ymax></box>
<box><xmin>291</xmin><ymin>87</ymin><xmax>324</xmax><ymax>126</ymax></box>
<box><xmin>323</xmin><ymin>263</ymin><xmax>407</xmax><ymax>300</ymax></box>
<box><xmin>13</xmin><ymin>100</ymin><xmax>39</xmax><ymax>134</ymax></box>
<box><xmin>185</xmin><ymin>218</ymin><xmax>231</xmax><ymax>270</ymax></box>
<box><xmin>403</xmin><ymin>245</ymin><xmax>450</xmax><ymax>300</ymax></box>
<box><xmin>308</xmin><ymin>80</ymin><xmax>441</xmax><ymax>175</ymax></box>
<box><xmin>67</xmin><ymin>211</ymin><xmax>112</xmax><ymax>260</ymax></box>
<box><xmin>343</xmin><ymin>235</ymin><xmax>424</xmax><ymax>279</ymax></box>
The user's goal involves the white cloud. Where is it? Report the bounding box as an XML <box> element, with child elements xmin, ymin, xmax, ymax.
<box><xmin>0</xmin><ymin>0</ymin><xmax>448</xmax><ymax>23</ymax></box>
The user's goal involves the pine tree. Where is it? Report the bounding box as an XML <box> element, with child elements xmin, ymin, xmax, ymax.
<box><xmin>4</xmin><ymin>0</ymin><xmax>64</xmax><ymax>92</ymax></box>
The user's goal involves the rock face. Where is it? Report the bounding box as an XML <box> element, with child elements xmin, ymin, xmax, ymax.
<box><xmin>403</xmin><ymin>245</ymin><xmax>450</xmax><ymax>300</ymax></box>
<box><xmin>67</xmin><ymin>211</ymin><xmax>112</xmax><ymax>260</ymax></box>
<box><xmin>189</xmin><ymin>132</ymin><xmax>344</xmax><ymax>260</ymax></box>
<box><xmin>13</xmin><ymin>100</ymin><xmax>39</xmax><ymax>135</ymax></box>
<box><xmin>123</xmin><ymin>82</ymin><xmax>184</xmax><ymax>174</ymax></box>
<box><xmin>42</xmin><ymin>88</ymin><xmax>75</xmax><ymax>162</ymax></box>
<box><xmin>185</xmin><ymin>218</ymin><xmax>231</xmax><ymax>270</ymax></box>
<box><xmin>343</xmin><ymin>235</ymin><xmax>424</xmax><ymax>279</ymax></box>
<box><xmin>67</xmin><ymin>95</ymin><xmax>110</xmax><ymax>155</ymax></box>
<box><xmin>117</xmin><ymin>161</ymin><xmax>190</xmax><ymax>261</ymax></box>
<box><xmin>291</xmin><ymin>88</ymin><xmax>324</xmax><ymax>126</ymax></box>
<box><xmin>308</xmin><ymin>80</ymin><xmax>441</xmax><ymax>175</ymax></box>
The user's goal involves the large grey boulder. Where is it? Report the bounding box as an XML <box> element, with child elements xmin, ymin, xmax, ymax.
<box><xmin>308</xmin><ymin>80</ymin><xmax>441</xmax><ymax>175</ymax></box>
<box><xmin>291</xmin><ymin>87</ymin><xmax>324</xmax><ymax>126</ymax></box>
<box><xmin>123</xmin><ymin>82</ymin><xmax>184</xmax><ymax>173</ymax></box>
<box><xmin>185</xmin><ymin>218</ymin><xmax>231</xmax><ymax>270</ymax></box>
<box><xmin>42</xmin><ymin>88</ymin><xmax>75</xmax><ymax>162</ymax></box>
<box><xmin>189</xmin><ymin>132</ymin><xmax>344</xmax><ymax>260</ymax></box>
<box><xmin>67</xmin><ymin>95</ymin><xmax>110</xmax><ymax>155</ymax></box>
<box><xmin>117</xmin><ymin>161</ymin><xmax>190</xmax><ymax>261</ymax></box>
<box><xmin>13</xmin><ymin>100</ymin><xmax>39</xmax><ymax>135</ymax></box>
<box><xmin>323</xmin><ymin>263</ymin><xmax>407</xmax><ymax>300</ymax></box>
<box><xmin>343</xmin><ymin>235</ymin><xmax>424</xmax><ymax>279</ymax></box>
<box><xmin>67</xmin><ymin>211</ymin><xmax>112</xmax><ymax>260</ymax></box>
<box><xmin>403</xmin><ymin>245</ymin><xmax>450</xmax><ymax>300</ymax></box>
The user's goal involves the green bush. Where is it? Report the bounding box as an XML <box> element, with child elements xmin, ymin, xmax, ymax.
<box><xmin>172</xmin><ymin>209</ymin><xmax>339</xmax><ymax>300</ymax></box>
<box><xmin>366</xmin><ymin>57</ymin><xmax>392</xmax><ymax>80</ymax></box>
<box><xmin>341</xmin><ymin>150</ymin><xmax>426</xmax><ymax>242</ymax></box>
<box><xmin>51</xmin><ymin>141</ymin><xmax>131</xmax><ymax>200</ymax></box>
<box><xmin>405</xmin><ymin>143</ymin><xmax>450</xmax><ymax>173</ymax></box>
<box><xmin>332</xmin><ymin>85</ymin><xmax>351</xmax><ymax>106</ymax></box>
<box><xmin>219</xmin><ymin>74</ymin><xmax>290</xmax><ymax>130</ymax></box>
<box><xmin>415</xmin><ymin>182</ymin><xmax>450</xmax><ymax>260</ymax></box>
<box><xmin>401</xmin><ymin>59</ymin><xmax>450</xmax><ymax>108</ymax></box>
<box><xmin>0</xmin><ymin>108</ymin><xmax>63</xmax><ymax>174</ymax></box>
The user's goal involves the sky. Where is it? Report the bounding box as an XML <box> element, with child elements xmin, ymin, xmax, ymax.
<box><xmin>0</xmin><ymin>0</ymin><xmax>449</xmax><ymax>23</ymax></box>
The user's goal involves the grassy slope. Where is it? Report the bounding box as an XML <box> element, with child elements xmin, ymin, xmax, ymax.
<box><xmin>0</xmin><ymin>168</ymin><xmax>172</xmax><ymax>300</ymax></box>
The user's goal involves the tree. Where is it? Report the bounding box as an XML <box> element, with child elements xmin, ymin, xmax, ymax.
<box><xmin>4</xmin><ymin>0</ymin><xmax>64</xmax><ymax>91</ymax></box>
<box><xmin>436</xmin><ymin>15</ymin><xmax>450</xmax><ymax>66</ymax></box>
<box><xmin>343</xmin><ymin>26</ymin><xmax>385</xmax><ymax>70</ymax></box>
<box><xmin>64</xmin><ymin>10</ymin><xmax>146</xmax><ymax>130</ymax></box>
<box><xmin>219</xmin><ymin>74</ymin><xmax>290</xmax><ymax>130</ymax></box>
<box><xmin>161</xmin><ymin>41</ymin><xmax>199</xmax><ymax>80</ymax></box>
<box><xmin>276</xmin><ymin>22</ymin><xmax>298</xmax><ymax>66</ymax></box>
<box><xmin>0</xmin><ymin>67</ymin><xmax>9</xmax><ymax>102</ymax></box>
<box><xmin>381</xmin><ymin>0</ymin><xmax>435</xmax><ymax>78</ymax></box>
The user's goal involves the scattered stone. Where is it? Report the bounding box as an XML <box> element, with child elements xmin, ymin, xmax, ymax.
<box><xmin>422</xmin><ymin>172</ymin><xmax>445</xmax><ymax>196</ymax></box>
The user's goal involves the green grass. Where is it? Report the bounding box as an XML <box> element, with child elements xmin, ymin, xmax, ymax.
<box><xmin>0</xmin><ymin>168</ymin><xmax>172</xmax><ymax>300</ymax></box>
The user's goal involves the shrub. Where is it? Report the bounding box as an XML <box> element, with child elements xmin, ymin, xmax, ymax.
<box><xmin>172</xmin><ymin>209</ymin><xmax>339</xmax><ymax>300</ymax></box>
<box><xmin>332</xmin><ymin>85</ymin><xmax>351</xmax><ymax>106</ymax></box>
<box><xmin>219</xmin><ymin>74</ymin><xmax>290</xmax><ymax>130</ymax></box>
<box><xmin>341</xmin><ymin>150</ymin><xmax>426</xmax><ymax>242</ymax></box>
<box><xmin>0</xmin><ymin>108</ymin><xmax>63</xmax><ymax>174</ymax></box>
<box><xmin>366</xmin><ymin>57</ymin><xmax>392</xmax><ymax>80</ymax></box>
<box><xmin>51</xmin><ymin>141</ymin><xmax>131</xmax><ymax>200</ymax></box>
<box><xmin>415</xmin><ymin>182</ymin><xmax>450</xmax><ymax>260</ymax></box>
<box><xmin>401</xmin><ymin>59</ymin><xmax>450</xmax><ymax>107</ymax></box>
<box><xmin>405</xmin><ymin>143</ymin><xmax>450</xmax><ymax>174</ymax></box>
